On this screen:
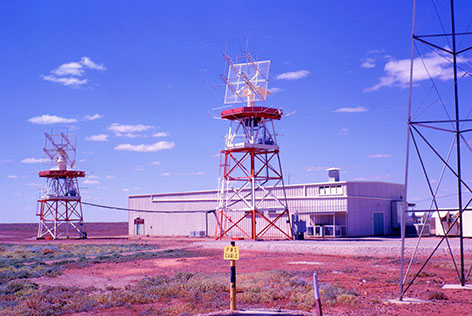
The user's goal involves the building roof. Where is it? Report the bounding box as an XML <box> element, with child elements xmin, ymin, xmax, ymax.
<box><xmin>129</xmin><ymin>180</ymin><xmax>403</xmax><ymax>198</ymax></box>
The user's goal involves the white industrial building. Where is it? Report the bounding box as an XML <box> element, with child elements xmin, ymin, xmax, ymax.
<box><xmin>434</xmin><ymin>210</ymin><xmax>472</xmax><ymax>238</ymax></box>
<box><xmin>128</xmin><ymin>171</ymin><xmax>404</xmax><ymax>238</ymax></box>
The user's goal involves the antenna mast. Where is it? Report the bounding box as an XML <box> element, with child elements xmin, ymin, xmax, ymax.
<box><xmin>37</xmin><ymin>132</ymin><xmax>87</xmax><ymax>239</ymax></box>
<box><xmin>215</xmin><ymin>51</ymin><xmax>293</xmax><ymax>240</ymax></box>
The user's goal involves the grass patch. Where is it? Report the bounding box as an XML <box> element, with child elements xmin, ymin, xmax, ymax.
<box><xmin>0</xmin><ymin>268</ymin><xmax>361</xmax><ymax>316</ymax></box>
<box><xmin>0</xmin><ymin>272</ymin><xmax>227</xmax><ymax>316</ymax></box>
<box><xmin>0</xmin><ymin>244</ymin><xmax>188</xmax><ymax>286</ymax></box>
<box><xmin>0</xmin><ymin>244</ymin><xmax>159</xmax><ymax>263</ymax></box>
<box><xmin>0</xmin><ymin>245</ymin><xmax>360</xmax><ymax>316</ymax></box>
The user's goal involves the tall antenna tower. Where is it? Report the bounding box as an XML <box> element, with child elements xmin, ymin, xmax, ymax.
<box><xmin>400</xmin><ymin>0</ymin><xmax>472</xmax><ymax>297</ymax></box>
<box><xmin>215</xmin><ymin>52</ymin><xmax>293</xmax><ymax>240</ymax></box>
<box><xmin>37</xmin><ymin>132</ymin><xmax>87</xmax><ymax>239</ymax></box>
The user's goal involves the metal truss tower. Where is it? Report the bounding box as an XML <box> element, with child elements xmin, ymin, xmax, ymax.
<box><xmin>215</xmin><ymin>52</ymin><xmax>293</xmax><ymax>240</ymax></box>
<box><xmin>37</xmin><ymin>132</ymin><xmax>87</xmax><ymax>239</ymax></box>
<box><xmin>400</xmin><ymin>0</ymin><xmax>472</xmax><ymax>298</ymax></box>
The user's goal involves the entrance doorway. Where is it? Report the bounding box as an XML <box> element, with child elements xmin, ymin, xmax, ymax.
<box><xmin>373</xmin><ymin>212</ymin><xmax>384</xmax><ymax>236</ymax></box>
<box><xmin>134</xmin><ymin>218</ymin><xmax>144</xmax><ymax>235</ymax></box>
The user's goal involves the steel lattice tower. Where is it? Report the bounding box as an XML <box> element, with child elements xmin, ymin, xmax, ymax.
<box><xmin>400</xmin><ymin>0</ymin><xmax>472</xmax><ymax>298</ymax></box>
<box><xmin>215</xmin><ymin>52</ymin><xmax>293</xmax><ymax>240</ymax></box>
<box><xmin>37</xmin><ymin>132</ymin><xmax>87</xmax><ymax>239</ymax></box>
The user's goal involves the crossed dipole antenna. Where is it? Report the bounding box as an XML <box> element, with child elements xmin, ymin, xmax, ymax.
<box><xmin>43</xmin><ymin>132</ymin><xmax>77</xmax><ymax>169</ymax></box>
<box><xmin>220</xmin><ymin>52</ymin><xmax>271</xmax><ymax>106</ymax></box>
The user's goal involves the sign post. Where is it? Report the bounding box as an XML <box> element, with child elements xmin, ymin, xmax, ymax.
<box><xmin>224</xmin><ymin>241</ymin><xmax>239</xmax><ymax>310</ymax></box>
<box><xmin>313</xmin><ymin>272</ymin><xmax>323</xmax><ymax>316</ymax></box>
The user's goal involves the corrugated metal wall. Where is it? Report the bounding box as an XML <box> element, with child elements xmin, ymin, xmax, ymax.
<box><xmin>128</xmin><ymin>193</ymin><xmax>218</xmax><ymax>236</ymax></box>
<box><xmin>128</xmin><ymin>181</ymin><xmax>403</xmax><ymax>237</ymax></box>
<box><xmin>346</xmin><ymin>182</ymin><xmax>404</xmax><ymax>236</ymax></box>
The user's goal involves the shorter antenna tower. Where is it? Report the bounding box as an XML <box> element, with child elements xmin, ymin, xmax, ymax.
<box><xmin>37</xmin><ymin>132</ymin><xmax>87</xmax><ymax>239</ymax></box>
<box><xmin>215</xmin><ymin>51</ymin><xmax>293</xmax><ymax>240</ymax></box>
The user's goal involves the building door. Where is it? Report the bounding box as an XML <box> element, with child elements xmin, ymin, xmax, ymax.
<box><xmin>373</xmin><ymin>212</ymin><xmax>384</xmax><ymax>236</ymax></box>
<box><xmin>134</xmin><ymin>218</ymin><xmax>144</xmax><ymax>236</ymax></box>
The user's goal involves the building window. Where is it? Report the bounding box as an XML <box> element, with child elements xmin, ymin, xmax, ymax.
<box><xmin>319</xmin><ymin>186</ymin><xmax>326</xmax><ymax>195</ymax></box>
<box><xmin>319</xmin><ymin>185</ymin><xmax>343</xmax><ymax>196</ymax></box>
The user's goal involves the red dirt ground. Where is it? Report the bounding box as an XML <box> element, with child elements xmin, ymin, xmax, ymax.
<box><xmin>1</xmin><ymin>223</ymin><xmax>471</xmax><ymax>316</ymax></box>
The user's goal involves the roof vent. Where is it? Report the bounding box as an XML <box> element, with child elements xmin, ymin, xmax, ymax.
<box><xmin>327</xmin><ymin>168</ymin><xmax>340</xmax><ymax>182</ymax></box>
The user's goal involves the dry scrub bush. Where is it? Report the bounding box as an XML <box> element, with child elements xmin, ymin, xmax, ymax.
<box><xmin>427</xmin><ymin>290</ymin><xmax>448</xmax><ymax>301</ymax></box>
<box><xmin>288</xmin><ymin>292</ymin><xmax>316</xmax><ymax>311</ymax></box>
<box><xmin>320</xmin><ymin>283</ymin><xmax>359</xmax><ymax>306</ymax></box>
<box><xmin>336</xmin><ymin>293</ymin><xmax>360</xmax><ymax>306</ymax></box>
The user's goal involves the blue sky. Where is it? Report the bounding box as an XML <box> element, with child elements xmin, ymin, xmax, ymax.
<box><xmin>2</xmin><ymin>1</ymin><xmax>470</xmax><ymax>223</ymax></box>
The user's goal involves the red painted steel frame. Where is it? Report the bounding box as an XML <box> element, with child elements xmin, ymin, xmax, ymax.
<box><xmin>216</xmin><ymin>147</ymin><xmax>293</xmax><ymax>240</ymax></box>
<box><xmin>37</xmin><ymin>172</ymin><xmax>86</xmax><ymax>239</ymax></box>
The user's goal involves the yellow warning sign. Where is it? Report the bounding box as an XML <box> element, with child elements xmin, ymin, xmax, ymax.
<box><xmin>224</xmin><ymin>246</ymin><xmax>240</xmax><ymax>260</ymax></box>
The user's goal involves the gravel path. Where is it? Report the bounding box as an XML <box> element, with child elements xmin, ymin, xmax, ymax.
<box><xmin>195</xmin><ymin>237</ymin><xmax>472</xmax><ymax>257</ymax></box>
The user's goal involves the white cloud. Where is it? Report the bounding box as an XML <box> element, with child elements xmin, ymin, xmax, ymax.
<box><xmin>106</xmin><ymin>175</ymin><xmax>115</xmax><ymax>179</ymax></box>
<box><xmin>122</xmin><ymin>188</ymin><xmax>130</xmax><ymax>192</ymax></box>
<box><xmin>25</xmin><ymin>182</ymin><xmax>42</xmax><ymax>187</ymax></box>
<box><xmin>41</xmin><ymin>75</ymin><xmax>88</xmax><ymax>87</ymax></box>
<box><xmin>21</xmin><ymin>157</ymin><xmax>46</xmax><ymax>164</ymax></box>
<box><xmin>108</xmin><ymin>123</ymin><xmax>154</xmax><ymax>137</ymax></box>
<box><xmin>88</xmin><ymin>175</ymin><xmax>98</xmax><ymax>179</ymax></box>
<box><xmin>334</xmin><ymin>106</ymin><xmax>368</xmax><ymax>113</ymax></box>
<box><xmin>276</xmin><ymin>70</ymin><xmax>310</xmax><ymax>80</ymax></box>
<box><xmin>367</xmin><ymin>49</ymin><xmax>384</xmax><ymax>55</ymax></box>
<box><xmin>86</xmin><ymin>134</ymin><xmax>109</xmax><ymax>142</ymax></box>
<box><xmin>7</xmin><ymin>175</ymin><xmax>18</xmax><ymax>178</ymax></box>
<box><xmin>304</xmin><ymin>166</ymin><xmax>325</xmax><ymax>172</ymax></box>
<box><xmin>368</xmin><ymin>154</ymin><xmax>392</xmax><ymax>158</ymax></box>
<box><xmin>151</xmin><ymin>161</ymin><xmax>160</xmax><ymax>166</ymax></box>
<box><xmin>83</xmin><ymin>179</ymin><xmax>99</xmax><ymax>184</ymax></box>
<box><xmin>80</xmin><ymin>57</ymin><xmax>106</xmax><ymax>70</ymax></box>
<box><xmin>365</xmin><ymin>51</ymin><xmax>469</xmax><ymax>92</ymax></box>
<box><xmin>152</xmin><ymin>132</ymin><xmax>169</xmax><ymax>137</ymax></box>
<box><xmin>269</xmin><ymin>87</ymin><xmax>283</xmax><ymax>93</ymax></box>
<box><xmin>134</xmin><ymin>165</ymin><xmax>145</xmax><ymax>171</ymax></box>
<box><xmin>360</xmin><ymin>50</ymin><xmax>384</xmax><ymax>69</ymax></box>
<box><xmin>28</xmin><ymin>114</ymin><xmax>78</xmax><ymax>125</ymax></box>
<box><xmin>42</xmin><ymin>57</ymin><xmax>105</xmax><ymax>87</ymax></box>
<box><xmin>161</xmin><ymin>171</ymin><xmax>204</xmax><ymax>176</ymax></box>
<box><xmin>361</xmin><ymin>58</ymin><xmax>376</xmax><ymax>69</ymax></box>
<box><xmin>115</xmin><ymin>141</ymin><xmax>175</xmax><ymax>152</ymax></box>
<box><xmin>84</xmin><ymin>114</ymin><xmax>103</xmax><ymax>121</ymax></box>
<box><xmin>122</xmin><ymin>133</ymin><xmax>142</xmax><ymax>138</ymax></box>
<box><xmin>338</xmin><ymin>128</ymin><xmax>349</xmax><ymax>136</ymax></box>
<box><xmin>52</xmin><ymin>62</ymin><xmax>84</xmax><ymax>76</ymax></box>
<box><xmin>354</xmin><ymin>174</ymin><xmax>391</xmax><ymax>181</ymax></box>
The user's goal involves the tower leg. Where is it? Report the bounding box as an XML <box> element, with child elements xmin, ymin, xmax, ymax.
<box><xmin>37</xmin><ymin>199</ymin><xmax>86</xmax><ymax>239</ymax></box>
